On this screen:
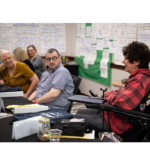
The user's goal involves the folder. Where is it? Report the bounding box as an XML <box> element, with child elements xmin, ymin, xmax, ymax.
<box><xmin>60</xmin><ymin>130</ymin><xmax>95</xmax><ymax>139</ymax></box>
<box><xmin>6</xmin><ymin>104</ymin><xmax>49</xmax><ymax>114</ymax></box>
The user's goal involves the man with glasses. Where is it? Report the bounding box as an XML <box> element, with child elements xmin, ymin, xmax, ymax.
<box><xmin>28</xmin><ymin>48</ymin><xmax>74</xmax><ymax>111</ymax></box>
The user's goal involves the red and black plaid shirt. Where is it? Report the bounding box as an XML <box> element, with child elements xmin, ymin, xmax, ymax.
<box><xmin>104</xmin><ymin>69</ymin><xmax>150</xmax><ymax>135</ymax></box>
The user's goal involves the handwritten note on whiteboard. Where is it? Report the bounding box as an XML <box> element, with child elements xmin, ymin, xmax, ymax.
<box><xmin>0</xmin><ymin>23</ymin><xmax>13</xmax><ymax>52</ymax></box>
<box><xmin>40</xmin><ymin>23</ymin><xmax>66</xmax><ymax>53</ymax></box>
<box><xmin>115</xmin><ymin>23</ymin><xmax>137</xmax><ymax>66</ymax></box>
<box><xmin>13</xmin><ymin>23</ymin><xmax>40</xmax><ymax>52</ymax></box>
<box><xmin>138</xmin><ymin>23</ymin><xmax>150</xmax><ymax>48</ymax></box>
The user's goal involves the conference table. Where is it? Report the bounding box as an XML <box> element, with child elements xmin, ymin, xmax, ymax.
<box><xmin>0</xmin><ymin>96</ymin><xmax>100</xmax><ymax>142</ymax></box>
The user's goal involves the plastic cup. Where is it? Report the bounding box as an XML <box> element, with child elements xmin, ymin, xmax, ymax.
<box><xmin>49</xmin><ymin>129</ymin><xmax>62</xmax><ymax>142</ymax></box>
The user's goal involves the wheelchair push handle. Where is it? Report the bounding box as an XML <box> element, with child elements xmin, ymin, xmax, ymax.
<box><xmin>100</xmin><ymin>88</ymin><xmax>108</xmax><ymax>98</ymax></box>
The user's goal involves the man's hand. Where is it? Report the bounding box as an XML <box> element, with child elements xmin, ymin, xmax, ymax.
<box><xmin>23</xmin><ymin>93</ymin><xmax>29</xmax><ymax>99</ymax></box>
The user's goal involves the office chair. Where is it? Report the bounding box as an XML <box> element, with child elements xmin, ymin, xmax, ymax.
<box><xmin>76</xmin><ymin>88</ymin><xmax>150</xmax><ymax>142</ymax></box>
<box><xmin>35</xmin><ymin>69</ymin><xmax>42</xmax><ymax>80</ymax></box>
<box><xmin>67</xmin><ymin>75</ymin><xmax>82</xmax><ymax>113</ymax></box>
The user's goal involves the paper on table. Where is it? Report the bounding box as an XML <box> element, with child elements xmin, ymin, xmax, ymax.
<box><xmin>12</xmin><ymin>116</ymin><xmax>41</xmax><ymax>140</ymax></box>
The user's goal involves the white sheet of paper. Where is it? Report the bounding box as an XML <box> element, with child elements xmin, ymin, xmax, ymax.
<box><xmin>103</xmin><ymin>37</ymin><xmax>110</xmax><ymax>48</ymax></box>
<box><xmin>115</xmin><ymin>53</ymin><xmax>125</xmax><ymax>66</ymax></box>
<box><xmin>100</xmin><ymin>59</ymin><xmax>109</xmax><ymax>78</ymax></box>
<box><xmin>115</xmin><ymin>23</ymin><xmax>137</xmax><ymax>65</ymax></box>
<box><xmin>0</xmin><ymin>23</ymin><xmax>13</xmax><ymax>52</ymax></box>
<box><xmin>86</xmin><ymin>26</ymin><xmax>91</xmax><ymax>37</ymax></box>
<box><xmin>13</xmin><ymin>23</ymin><xmax>40</xmax><ymax>53</ymax></box>
<box><xmin>109</xmin><ymin>41</ymin><xmax>117</xmax><ymax>53</ymax></box>
<box><xmin>103</xmin><ymin>23</ymin><xmax>110</xmax><ymax>37</ymax></box>
<box><xmin>80</xmin><ymin>23</ymin><xmax>85</xmax><ymax>38</ymax></box>
<box><xmin>85</xmin><ymin>46</ymin><xmax>91</xmax><ymax>56</ymax></box>
<box><xmin>40</xmin><ymin>23</ymin><xmax>66</xmax><ymax>53</ymax></box>
<box><xmin>97</xmin><ymin>39</ymin><xmax>103</xmax><ymax>50</ymax></box>
<box><xmin>103</xmin><ymin>50</ymin><xmax>109</xmax><ymax>59</ymax></box>
<box><xmin>138</xmin><ymin>23</ymin><xmax>150</xmax><ymax>48</ymax></box>
<box><xmin>85</xmin><ymin>38</ymin><xmax>91</xmax><ymax>47</ymax></box>
<box><xmin>12</xmin><ymin>116</ymin><xmax>41</xmax><ymax>140</ymax></box>
<box><xmin>80</xmin><ymin>45</ymin><xmax>86</xmax><ymax>56</ymax></box>
<box><xmin>77</xmin><ymin>23</ymin><xmax>81</xmax><ymax>37</ymax></box>
<box><xmin>75</xmin><ymin>38</ymin><xmax>81</xmax><ymax>57</ymax></box>
<box><xmin>83</xmin><ymin>57</ymin><xmax>89</xmax><ymax>69</ymax></box>
<box><xmin>97</xmin><ymin>23</ymin><xmax>103</xmax><ymax>38</ymax></box>
<box><xmin>110</xmin><ymin>23</ymin><xmax>118</xmax><ymax>41</ymax></box>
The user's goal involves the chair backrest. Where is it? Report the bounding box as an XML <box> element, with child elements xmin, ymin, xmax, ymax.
<box><xmin>67</xmin><ymin>75</ymin><xmax>82</xmax><ymax>113</ymax></box>
<box><xmin>72</xmin><ymin>75</ymin><xmax>82</xmax><ymax>95</ymax></box>
<box><xmin>35</xmin><ymin>69</ymin><xmax>42</xmax><ymax>80</ymax></box>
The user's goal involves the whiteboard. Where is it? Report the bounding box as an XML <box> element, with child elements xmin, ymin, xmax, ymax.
<box><xmin>75</xmin><ymin>23</ymin><xmax>141</xmax><ymax>66</ymax></box>
<box><xmin>0</xmin><ymin>23</ymin><xmax>66</xmax><ymax>54</ymax></box>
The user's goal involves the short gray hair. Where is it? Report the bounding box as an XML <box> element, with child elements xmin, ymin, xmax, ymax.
<box><xmin>0</xmin><ymin>50</ymin><xmax>13</xmax><ymax>61</ymax></box>
<box><xmin>46</xmin><ymin>48</ymin><xmax>60</xmax><ymax>57</ymax></box>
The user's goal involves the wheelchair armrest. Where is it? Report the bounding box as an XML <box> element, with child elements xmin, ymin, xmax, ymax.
<box><xmin>85</xmin><ymin>103</ymin><xmax>105</xmax><ymax>111</ymax></box>
<box><xmin>103</xmin><ymin>104</ymin><xmax>150</xmax><ymax>120</ymax></box>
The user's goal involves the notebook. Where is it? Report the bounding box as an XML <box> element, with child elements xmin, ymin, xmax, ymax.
<box><xmin>6</xmin><ymin>104</ymin><xmax>49</xmax><ymax>114</ymax></box>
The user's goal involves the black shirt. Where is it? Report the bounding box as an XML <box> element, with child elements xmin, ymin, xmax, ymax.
<box><xmin>23</xmin><ymin>59</ymin><xmax>35</xmax><ymax>72</ymax></box>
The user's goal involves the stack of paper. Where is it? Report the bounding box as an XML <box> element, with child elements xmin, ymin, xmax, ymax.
<box><xmin>6</xmin><ymin>104</ymin><xmax>49</xmax><ymax>114</ymax></box>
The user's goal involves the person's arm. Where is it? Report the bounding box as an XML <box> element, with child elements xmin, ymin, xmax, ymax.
<box><xmin>0</xmin><ymin>69</ymin><xmax>4</xmax><ymax>84</ymax></box>
<box><xmin>0</xmin><ymin>79</ymin><xmax>4</xmax><ymax>85</ymax></box>
<box><xmin>28</xmin><ymin>91</ymin><xmax>36</xmax><ymax>101</ymax></box>
<box><xmin>36</xmin><ymin>88</ymin><xmax>61</xmax><ymax>104</ymax></box>
<box><xmin>23</xmin><ymin>74</ymin><xmax>39</xmax><ymax>98</ymax></box>
<box><xmin>104</xmin><ymin>75</ymin><xmax>149</xmax><ymax>110</ymax></box>
<box><xmin>0</xmin><ymin>63</ymin><xmax>3</xmax><ymax>69</ymax></box>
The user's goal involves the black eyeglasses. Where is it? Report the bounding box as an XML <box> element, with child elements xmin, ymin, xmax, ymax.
<box><xmin>46</xmin><ymin>56</ymin><xmax>58</xmax><ymax>62</ymax></box>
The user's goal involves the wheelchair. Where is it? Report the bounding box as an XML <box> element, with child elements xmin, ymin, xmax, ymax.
<box><xmin>78</xmin><ymin>88</ymin><xmax>150</xmax><ymax>142</ymax></box>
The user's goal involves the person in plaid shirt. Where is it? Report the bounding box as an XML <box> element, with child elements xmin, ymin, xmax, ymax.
<box><xmin>74</xmin><ymin>41</ymin><xmax>150</xmax><ymax>135</ymax></box>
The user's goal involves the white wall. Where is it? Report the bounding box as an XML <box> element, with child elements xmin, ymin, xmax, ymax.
<box><xmin>66</xmin><ymin>23</ymin><xmax>130</xmax><ymax>96</ymax></box>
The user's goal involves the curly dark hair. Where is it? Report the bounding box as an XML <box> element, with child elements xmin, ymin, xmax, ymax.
<box><xmin>122</xmin><ymin>41</ymin><xmax>150</xmax><ymax>69</ymax></box>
